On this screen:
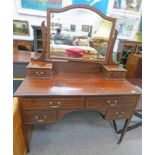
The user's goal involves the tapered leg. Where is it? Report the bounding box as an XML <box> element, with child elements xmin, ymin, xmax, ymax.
<box><xmin>22</xmin><ymin>124</ymin><xmax>32</xmax><ymax>152</ymax></box>
<box><xmin>112</xmin><ymin>120</ymin><xmax>119</xmax><ymax>134</ymax></box>
<box><xmin>117</xmin><ymin>118</ymin><xmax>131</xmax><ymax>144</ymax></box>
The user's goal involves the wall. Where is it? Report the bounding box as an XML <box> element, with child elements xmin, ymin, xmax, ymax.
<box><xmin>13</xmin><ymin>0</ymin><xmax>46</xmax><ymax>40</ymax></box>
<box><xmin>13</xmin><ymin>0</ymin><xmax>141</xmax><ymax>53</ymax></box>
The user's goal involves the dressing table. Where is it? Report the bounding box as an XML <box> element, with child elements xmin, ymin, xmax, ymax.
<box><xmin>14</xmin><ymin>5</ymin><xmax>141</xmax><ymax>152</ymax></box>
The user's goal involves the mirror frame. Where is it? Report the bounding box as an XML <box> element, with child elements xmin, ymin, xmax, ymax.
<box><xmin>46</xmin><ymin>5</ymin><xmax>116</xmax><ymax>64</ymax></box>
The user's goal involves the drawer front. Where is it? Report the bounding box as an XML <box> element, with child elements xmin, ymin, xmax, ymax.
<box><xmin>22</xmin><ymin>97</ymin><xmax>84</xmax><ymax>110</ymax></box>
<box><xmin>105</xmin><ymin>106</ymin><xmax>134</xmax><ymax>120</ymax></box>
<box><xmin>109</xmin><ymin>71</ymin><xmax>126</xmax><ymax>79</ymax></box>
<box><xmin>27</xmin><ymin>69</ymin><xmax>51</xmax><ymax>77</ymax></box>
<box><xmin>86</xmin><ymin>96</ymin><xmax>137</xmax><ymax>109</ymax></box>
<box><xmin>23</xmin><ymin>110</ymin><xmax>56</xmax><ymax>124</ymax></box>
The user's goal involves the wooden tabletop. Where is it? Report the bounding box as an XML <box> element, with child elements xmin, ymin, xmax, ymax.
<box><xmin>103</xmin><ymin>64</ymin><xmax>127</xmax><ymax>72</ymax></box>
<box><xmin>14</xmin><ymin>73</ymin><xmax>141</xmax><ymax>97</ymax></box>
<box><xmin>27</xmin><ymin>61</ymin><xmax>53</xmax><ymax>69</ymax></box>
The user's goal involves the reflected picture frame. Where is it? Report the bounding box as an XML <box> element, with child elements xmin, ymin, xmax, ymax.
<box><xmin>82</xmin><ymin>25</ymin><xmax>90</xmax><ymax>32</ymax></box>
<box><xmin>70</xmin><ymin>24</ymin><xmax>76</xmax><ymax>32</ymax></box>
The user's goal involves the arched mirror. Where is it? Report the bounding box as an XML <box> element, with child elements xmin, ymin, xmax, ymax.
<box><xmin>45</xmin><ymin>5</ymin><xmax>116</xmax><ymax>63</ymax></box>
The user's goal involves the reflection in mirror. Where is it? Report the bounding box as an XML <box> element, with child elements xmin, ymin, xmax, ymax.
<box><xmin>50</xmin><ymin>8</ymin><xmax>112</xmax><ymax>60</ymax></box>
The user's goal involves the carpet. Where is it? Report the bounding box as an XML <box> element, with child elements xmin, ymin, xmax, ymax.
<box><xmin>13</xmin><ymin>80</ymin><xmax>23</xmax><ymax>94</ymax></box>
<box><xmin>28</xmin><ymin>111</ymin><xmax>142</xmax><ymax>155</ymax></box>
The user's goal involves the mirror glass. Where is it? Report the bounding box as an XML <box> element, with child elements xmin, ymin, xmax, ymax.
<box><xmin>50</xmin><ymin>8</ymin><xmax>112</xmax><ymax>60</ymax></box>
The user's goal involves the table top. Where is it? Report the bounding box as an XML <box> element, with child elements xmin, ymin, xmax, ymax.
<box><xmin>14</xmin><ymin>73</ymin><xmax>141</xmax><ymax>97</ymax></box>
<box><xmin>103</xmin><ymin>65</ymin><xmax>127</xmax><ymax>72</ymax></box>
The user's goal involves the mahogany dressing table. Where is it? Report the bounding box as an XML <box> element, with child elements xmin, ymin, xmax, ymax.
<box><xmin>14</xmin><ymin>5</ymin><xmax>141</xmax><ymax>152</ymax></box>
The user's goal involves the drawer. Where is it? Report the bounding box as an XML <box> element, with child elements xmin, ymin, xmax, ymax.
<box><xmin>27</xmin><ymin>69</ymin><xmax>51</xmax><ymax>78</ymax></box>
<box><xmin>105</xmin><ymin>106</ymin><xmax>134</xmax><ymax>120</ymax></box>
<box><xmin>21</xmin><ymin>97</ymin><xmax>84</xmax><ymax>110</ymax></box>
<box><xmin>86</xmin><ymin>96</ymin><xmax>137</xmax><ymax>109</ymax></box>
<box><xmin>109</xmin><ymin>71</ymin><xmax>126</xmax><ymax>79</ymax></box>
<box><xmin>23</xmin><ymin>110</ymin><xmax>56</xmax><ymax>124</ymax></box>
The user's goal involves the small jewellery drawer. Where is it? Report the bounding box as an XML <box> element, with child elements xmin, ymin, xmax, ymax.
<box><xmin>23</xmin><ymin>110</ymin><xmax>56</xmax><ymax>124</ymax></box>
<box><xmin>86</xmin><ymin>96</ymin><xmax>137</xmax><ymax>109</ymax></box>
<box><xmin>109</xmin><ymin>72</ymin><xmax>126</xmax><ymax>79</ymax></box>
<box><xmin>21</xmin><ymin>97</ymin><xmax>84</xmax><ymax>110</ymax></box>
<box><xmin>105</xmin><ymin>107</ymin><xmax>134</xmax><ymax>120</ymax></box>
<box><xmin>27</xmin><ymin>69</ymin><xmax>51</xmax><ymax>78</ymax></box>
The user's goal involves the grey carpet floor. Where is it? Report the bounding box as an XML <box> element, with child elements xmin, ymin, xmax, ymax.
<box><xmin>28</xmin><ymin>111</ymin><xmax>142</xmax><ymax>155</ymax></box>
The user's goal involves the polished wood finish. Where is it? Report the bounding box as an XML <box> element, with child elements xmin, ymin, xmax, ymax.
<box><xmin>23</xmin><ymin>110</ymin><xmax>57</xmax><ymax>124</ymax></box>
<box><xmin>86</xmin><ymin>95</ymin><xmax>137</xmax><ymax>109</ymax></box>
<box><xmin>102</xmin><ymin>64</ymin><xmax>127</xmax><ymax>79</ymax></box>
<box><xmin>14</xmin><ymin>61</ymin><xmax>141</xmax><ymax>152</ymax></box>
<box><xmin>107</xmin><ymin>30</ymin><xmax>118</xmax><ymax>64</ymax></box>
<box><xmin>27</xmin><ymin>61</ymin><xmax>52</xmax><ymax>78</ymax></box>
<box><xmin>14</xmin><ymin>5</ymin><xmax>142</xmax><ymax>152</ymax></box>
<box><xmin>22</xmin><ymin>97</ymin><xmax>84</xmax><ymax>110</ymax></box>
<box><xmin>15</xmin><ymin>68</ymin><xmax>141</xmax><ymax>151</ymax></box>
<box><xmin>15</xmin><ymin>72</ymin><xmax>141</xmax><ymax>96</ymax></box>
<box><xmin>125</xmin><ymin>54</ymin><xmax>142</xmax><ymax>79</ymax></box>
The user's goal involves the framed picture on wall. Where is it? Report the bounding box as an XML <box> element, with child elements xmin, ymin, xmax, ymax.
<box><xmin>15</xmin><ymin>0</ymin><xmax>72</xmax><ymax>16</ymax></box>
<box><xmin>82</xmin><ymin>25</ymin><xmax>90</xmax><ymax>32</ymax></box>
<box><xmin>72</xmin><ymin>0</ymin><xmax>109</xmax><ymax>15</ymax></box>
<box><xmin>115</xmin><ymin>17</ymin><xmax>139</xmax><ymax>39</ymax></box>
<box><xmin>70</xmin><ymin>25</ymin><xmax>76</xmax><ymax>32</ymax></box>
<box><xmin>108</xmin><ymin>0</ymin><xmax>142</xmax><ymax>15</ymax></box>
<box><xmin>13</xmin><ymin>20</ymin><xmax>30</xmax><ymax>36</ymax></box>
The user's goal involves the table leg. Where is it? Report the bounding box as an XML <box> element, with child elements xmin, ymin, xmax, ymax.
<box><xmin>117</xmin><ymin>118</ymin><xmax>131</xmax><ymax>144</ymax></box>
<box><xmin>22</xmin><ymin>124</ymin><xmax>32</xmax><ymax>152</ymax></box>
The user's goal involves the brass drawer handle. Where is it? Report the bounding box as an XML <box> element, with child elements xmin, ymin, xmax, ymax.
<box><xmin>117</xmin><ymin>115</ymin><xmax>123</xmax><ymax>118</ymax></box>
<box><xmin>49</xmin><ymin>101</ymin><xmax>61</xmax><ymax>108</ymax></box>
<box><xmin>50</xmin><ymin>105</ymin><xmax>60</xmax><ymax>108</ymax></box>
<box><xmin>35</xmin><ymin>115</ymin><xmax>47</xmax><ymax>123</ymax></box>
<box><xmin>49</xmin><ymin>101</ymin><xmax>53</xmax><ymax>105</ymax></box>
<box><xmin>57</xmin><ymin>101</ymin><xmax>61</xmax><ymax>105</ymax></box>
<box><xmin>107</xmin><ymin>100</ymin><xmax>116</xmax><ymax>106</ymax></box>
<box><xmin>112</xmin><ymin>73</ymin><xmax>118</xmax><ymax>77</ymax></box>
<box><xmin>115</xmin><ymin>112</ymin><xmax>119</xmax><ymax>115</ymax></box>
<box><xmin>107</xmin><ymin>100</ymin><xmax>111</xmax><ymax>104</ymax></box>
<box><xmin>114</xmin><ymin>100</ymin><xmax>118</xmax><ymax>104</ymax></box>
<box><xmin>36</xmin><ymin>71</ymin><xmax>44</xmax><ymax>75</ymax></box>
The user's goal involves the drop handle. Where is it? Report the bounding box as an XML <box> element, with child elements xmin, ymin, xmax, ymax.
<box><xmin>50</xmin><ymin>105</ymin><xmax>60</xmax><ymax>108</ymax></box>
<box><xmin>49</xmin><ymin>101</ymin><xmax>60</xmax><ymax>108</ymax></box>
<box><xmin>35</xmin><ymin>115</ymin><xmax>47</xmax><ymax>123</ymax></box>
<box><xmin>115</xmin><ymin>112</ymin><xmax>119</xmax><ymax>115</ymax></box>
<box><xmin>114</xmin><ymin>100</ymin><xmax>118</xmax><ymax>104</ymax></box>
<box><xmin>56</xmin><ymin>101</ymin><xmax>61</xmax><ymax>105</ymax></box>
<box><xmin>107</xmin><ymin>100</ymin><xmax>116</xmax><ymax>106</ymax></box>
